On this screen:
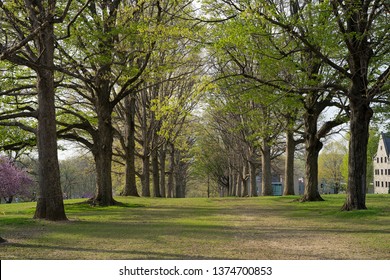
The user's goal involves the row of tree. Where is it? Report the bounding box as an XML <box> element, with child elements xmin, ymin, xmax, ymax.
<box><xmin>197</xmin><ymin>0</ymin><xmax>389</xmax><ymax>210</ymax></box>
<box><xmin>0</xmin><ymin>0</ymin><xmax>204</xmax><ymax>220</ymax></box>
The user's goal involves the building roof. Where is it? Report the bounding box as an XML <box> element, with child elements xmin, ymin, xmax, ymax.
<box><xmin>382</xmin><ymin>133</ymin><xmax>390</xmax><ymax>157</ymax></box>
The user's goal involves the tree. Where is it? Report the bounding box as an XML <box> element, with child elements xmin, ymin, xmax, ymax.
<box><xmin>55</xmin><ymin>0</ymin><xmax>160</xmax><ymax>205</ymax></box>
<box><xmin>341</xmin><ymin>129</ymin><xmax>381</xmax><ymax>193</ymax></box>
<box><xmin>0</xmin><ymin>0</ymin><xmax>83</xmax><ymax>220</ymax></box>
<box><xmin>60</xmin><ymin>155</ymin><xmax>96</xmax><ymax>199</ymax></box>
<box><xmin>201</xmin><ymin>0</ymin><xmax>346</xmax><ymax>202</ymax></box>
<box><xmin>56</xmin><ymin>0</ymin><xmax>201</xmax><ymax>203</ymax></box>
<box><xmin>245</xmin><ymin>0</ymin><xmax>389</xmax><ymax>208</ymax></box>
<box><xmin>330</xmin><ymin>0</ymin><xmax>390</xmax><ymax>210</ymax></box>
<box><xmin>318</xmin><ymin>141</ymin><xmax>347</xmax><ymax>194</ymax></box>
<box><xmin>113</xmin><ymin>4</ymin><xmax>204</xmax><ymax>198</ymax></box>
<box><xmin>202</xmin><ymin>0</ymin><xmax>390</xmax><ymax>208</ymax></box>
<box><xmin>283</xmin><ymin>112</ymin><xmax>304</xmax><ymax>195</ymax></box>
<box><xmin>0</xmin><ymin>61</ymin><xmax>37</xmax><ymax>155</ymax></box>
<box><xmin>191</xmin><ymin>117</ymin><xmax>230</xmax><ymax>196</ymax></box>
<box><xmin>0</xmin><ymin>156</ymin><xmax>32</xmax><ymax>203</ymax></box>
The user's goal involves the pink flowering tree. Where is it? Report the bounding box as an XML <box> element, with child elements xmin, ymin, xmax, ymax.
<box><xmin>0</xmin><ymin>156</ymin><xmax>33</xmax><ymax>203</ymax></box>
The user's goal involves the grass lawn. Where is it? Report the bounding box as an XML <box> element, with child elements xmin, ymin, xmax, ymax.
<box><xmin>0</xmin><ymin>194</ymin><xmax>389</xmax><ymax>260</ymax></box>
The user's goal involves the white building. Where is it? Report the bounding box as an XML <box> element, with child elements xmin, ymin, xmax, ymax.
<box><xmin>373</xmin><ymin>133</ymin><xmax>390</xmax><ymax>194</ymax></box>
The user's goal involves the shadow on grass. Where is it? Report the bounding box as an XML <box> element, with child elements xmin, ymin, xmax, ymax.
<box><xmin>66</xmin><ymin>200</ymin><xmax>147</xmax><ymax>209</ymax></box>
<box><xmin>3</xmin><ymin>242</ymin><xmax>220</xmax><ymax>260</ymax></box>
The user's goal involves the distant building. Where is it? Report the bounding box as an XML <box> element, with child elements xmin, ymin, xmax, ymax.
<box><xmin>373</xmin><ymin>133</ymin><xmax>390</xmax><ymax>194</ymax></box>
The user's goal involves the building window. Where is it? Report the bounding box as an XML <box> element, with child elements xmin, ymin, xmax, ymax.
<box><xmin>381</xmin><ymin>169</ymin><xmax>384</xmax><ymax>175</ymax></box>
<box><xmin>381</xmin><ymin>157</ymin><xmax>383</xmax><ymax>163</ymax></box>
<box><xmin>382</xmin><ymin>182</ymin><xmax>384</xmax><ymax>187</ymax></box>
<box><xmin>386</xmin><ymin>169</ymin><xmax>388</xmax><ymax>175</ymax></box>
<box><xmin>377</xmin><ymin>158</ymin><xmax>380</xmax><ymax>163</ymax></box>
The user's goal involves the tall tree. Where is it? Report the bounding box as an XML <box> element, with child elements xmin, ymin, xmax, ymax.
<box><xmin>56</xmin><ymin>0</ymin><xmax>159</xmax><ymax>205</ymax></box>
<box><xmin>330</xmin><ymin>0</ymin><xmax>390</xmax><ymax>210</ymax></box>
<box><xmin>117</xmin><ymin>94</ymin><xmax>139</xmax><ymax>197</ymax></box>
<box><xmin>283</xmin><ymin>111</ymin><xmax>304</xmax><ymax>195</ymax></box>
<box><xmin>0</xmin><ymin>0</ymin><xmax>82</xmax><ymax>220</ymax></box>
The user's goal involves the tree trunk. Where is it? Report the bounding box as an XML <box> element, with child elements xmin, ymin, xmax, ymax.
<box><xmin>159</xmin><ymin>145</ymin><xmax>166</xmax><ymax>197</ymax></box>
<box><xmin>140</xmin><ymin>91</ymin><xmax>151</xmax><ymax>197</ymax></box>
<box><xmin>167</xmin><ymin>143</ymin><xmax>175</xmax><ymax>198</ymax></box>
<box><xmin>141</xmin><ymin>152</ymin><xmax>151</xmax><ymax>197</ymax></box>
<box><xmin>122</xmin><ymin>95</ymin><xmax>139</xmax><ymax>196</ymax></box>
<box><xmin>228</xmin><ymin>166</ymin><xmax>233</xmax><ymax>196</ymax></box>
<box><xmin>33</xmin><ymin>20</ymin><xmax>66</xmax><ymax>220</ymax></box>
<box><xmin>341</xmin><ymin>8</ymin><xmax>373</xmax><ymax>210</ymax></box>
<box><xmin>92</xmin><ymin>102</ymin><xmax>116</xmax><ymax>206</ymax></box>
<box><xmin>152</xmin><ymin>146</ymin><xmax>161</xmax><ymax>197</ymax></box>
<box><xmin>342</xmin><ymin>94</ymin><xmax>372</xmax><ymax>210</ymax></box>
<box><xmin>242</xmin><ymin>162</ymin><xmax>249</xmax><ymax>197</ymax></box>
<box><xmin>249</xmin><ymin>161</ymin><xmax>258</xmax><ymax>196</ymax></box>
<box><xmin>301</xmin><ymin>110</ymin><xmax>324</xmax><ymax>202</ymax></box>
<box><xmin>93</xmin><ymin>147</ymin><xmax>114</xmax><ymax>206</ymax></box>
<box><xmin>284</xmin><ymin>129</ymin><xmax>296</xmax><ymax>195</ymax></box>
<box><xmin>261</xmin><ymin>141</ymin><xmax>273</xmax><ymax>196</ymax></box>
<box><xmin>175</xmin><ymin>150</ymin><xmax>186</xmax><ymax>198</ymax></box>
<box><xmin>232</xmin><ymin>171</ymin><xmax>237</xmax><ymax>197</ymax></box>
<box><xmin>237</xmin><ymin>170</ymin><xmax>243</xmax><ymax>197</ymax></box>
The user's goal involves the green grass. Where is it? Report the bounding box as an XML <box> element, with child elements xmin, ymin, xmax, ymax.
<box><xmin>0</xmin><ymin>195</ymin><xmax>389</xmax><ymax>260</ymax></box>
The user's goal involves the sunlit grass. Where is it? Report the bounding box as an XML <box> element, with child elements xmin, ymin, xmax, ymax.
<box><xmin>0</xmin><ymin>195</ymin><xmax>389</xmax><ymax>259</ymax></box>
